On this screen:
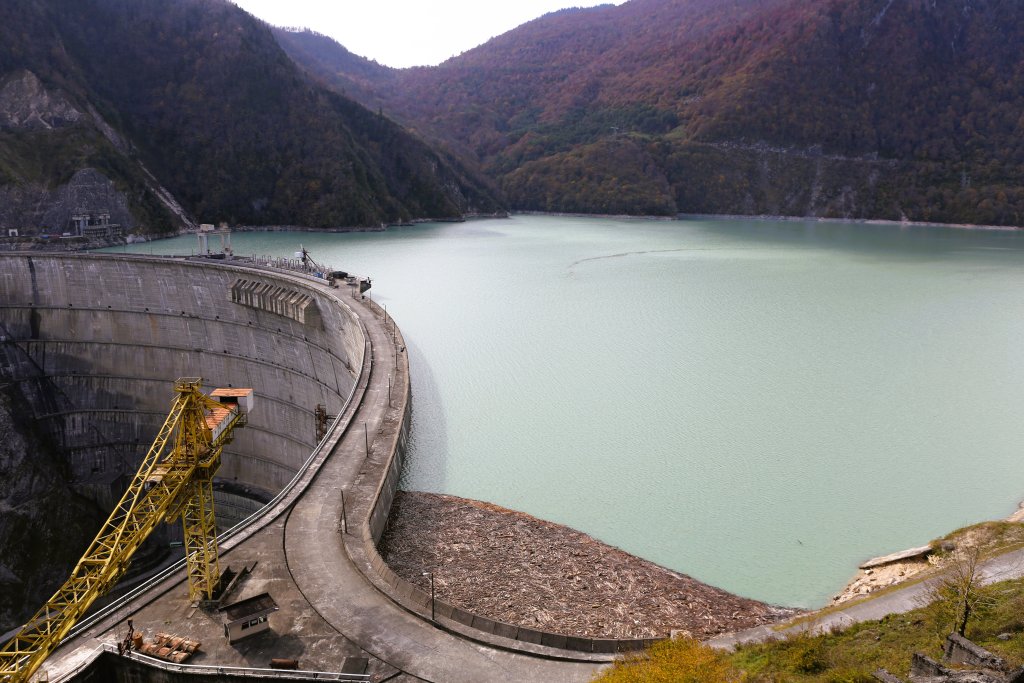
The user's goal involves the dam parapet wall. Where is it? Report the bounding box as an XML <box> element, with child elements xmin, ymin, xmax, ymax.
<box><xmin>344</xmin><ymin>299</ymin><xmax>652</xmax><ymax>659</ymax></box>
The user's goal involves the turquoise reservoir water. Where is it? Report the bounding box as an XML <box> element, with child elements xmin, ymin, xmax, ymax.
<box><xmin>110</xmin><ymin>216</ymin><xmax>1024</xmax><ymax>608</ymax></box>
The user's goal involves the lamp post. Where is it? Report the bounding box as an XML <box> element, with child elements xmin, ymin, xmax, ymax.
<box><xmin>423</xmin><ymin>571</ymin><xmax>435</xmax><ymax>621</ymax></box>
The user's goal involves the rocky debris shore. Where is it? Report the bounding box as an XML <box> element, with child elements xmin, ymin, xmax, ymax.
<box><xmin>832</xmin><ymin>546</ymin><xmax>936</xmax><ymax>605</ymax></box>
<box><xmin>379</xmin><ymin>491</ymin><xmax>798</xmax><ymax>639</ymax></box>
<box><xmin>833</xmin><ymin>513</ymin><xmax>1024</xmax><ymax>605</ymax></box>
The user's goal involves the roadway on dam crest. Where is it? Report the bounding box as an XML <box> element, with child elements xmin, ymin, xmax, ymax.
<box><xmin>36</xmin><ymin>258</ymin><xmax>604</xmax><ymax>683</ymax></box>
<box><xmin>282</xmin><ymin>293</ymin><xmax>603</xmax><ymax>683</ymax></box>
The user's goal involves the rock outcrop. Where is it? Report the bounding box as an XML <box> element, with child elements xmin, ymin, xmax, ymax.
<box><xmin>0</xmin><ymin>70</ymin><xmax>82</xmax><ymax>131</ymax></box>
<box><xmin>0</xmin><ymin>376</ymin><xmax>104</xmax><ymax>633</ymax></box>
<box><xmin>0</xmin><ymin>69</ymin><xmax>157</xmax><ymax>235</ymax></box>
<box><xmin>874</xmin><ymin>633</ymin><xmax>1024</xmax><ymax>683</ymax></box>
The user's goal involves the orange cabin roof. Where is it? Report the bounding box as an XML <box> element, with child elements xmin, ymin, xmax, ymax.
<box><xmin>206</xmin><ymin>405</ymin><xmax>234</xmax><ymax>431</ymax></box>
<box><xmin>210</xmin><ymin>388</ymin><xmax>253</xmax><ymax>398</ymax></box>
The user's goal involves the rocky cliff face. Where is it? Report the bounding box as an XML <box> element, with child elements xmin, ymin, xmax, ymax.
<box><xmin>0</xmin><ymin>70</ymin><xmax>82</xmax><ymax>131</ymax></box>
<box><xmin>0</xmin><ymin>71</ymin><xmax>136</xmax><ymax>234</ymax></box>
<box><xmin>0</xmin><ymin>377</ymin><xmax>104</xmax><ymax>634</ymax></box>
<box><xmin>0</xmin><ymin>66</ymin><xmax>182</xmax><ymax>236</ymax></box>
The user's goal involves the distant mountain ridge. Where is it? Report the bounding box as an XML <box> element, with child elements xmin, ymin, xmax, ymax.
<box><xmin>278</xmin><ymin>0</ymin><xmax>1024</xmax><ymax>226</ymax></box>
<box><xmin>0</xmin><ymin>0</ymin><xmax>502</xmax><ymax>234</ymax></box>
<box><xmin>272</xmin><ymin>28</ymin><xmax>398</xmax><ymax>113</ymax></box>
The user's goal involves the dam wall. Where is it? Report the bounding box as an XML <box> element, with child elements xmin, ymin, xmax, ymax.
<box><xmin>3</xmin><ymin>252</ymin><xmax>641</xmax><ymax>680</ymax></box>
<box><xmin>0</xmin><ymin>253</ymin><xmax>364</xmax><ymax>525</ymax></box>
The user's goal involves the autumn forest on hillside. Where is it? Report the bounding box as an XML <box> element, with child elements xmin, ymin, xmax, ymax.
<box><xmin>280</xmin><ymin>0</ymin><xmax>1024</xmax><ymax>226</ymax></box>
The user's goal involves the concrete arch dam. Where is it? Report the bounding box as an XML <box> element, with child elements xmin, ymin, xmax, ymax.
<box><xmin>0</xmin><ymin>254</ymin><xmax>360</xmax><ymax>525</ymax></box>
<box><xmin>0</xmin><ymin>253</ymin><xmax>606</xmax><ymax>683</ymax></box>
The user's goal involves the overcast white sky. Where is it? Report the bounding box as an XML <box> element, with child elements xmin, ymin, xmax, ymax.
<box><xmin>230</xmin><ymin>1</ymin><xmax>625</xmax><ymax>68</ymax></box>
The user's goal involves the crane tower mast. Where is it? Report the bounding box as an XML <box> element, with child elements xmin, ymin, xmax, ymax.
<box><xmin>0</xmin><ymin>378</ymin><xmax>253</xmax><ymax>683</ymax></box>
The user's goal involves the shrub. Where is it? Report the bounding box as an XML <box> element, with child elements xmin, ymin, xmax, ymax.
<box><xmin>824</xmin><ymin>668</ymin><xmax>876</xmax><ymax>683</ymax></box>
<box><xmin>594</xmin><ymin>637</ymin><xmax>744</xmax><ymax>683</ymax></box>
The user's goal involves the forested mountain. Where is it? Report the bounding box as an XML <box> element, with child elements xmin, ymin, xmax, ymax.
<box><xmin>0</xmin><ymin>0</ymin><xmax>501</xmax><ymax>234</ymax></box>
<box><xmin>279</xmin><ymin>0</ymin><xmax>1024</xmax><ymax>225</ymax></box>
<box><xmin>271</xmin><ymin>28</ymin><xmax>399</xmax><ymax>116</ymax></box>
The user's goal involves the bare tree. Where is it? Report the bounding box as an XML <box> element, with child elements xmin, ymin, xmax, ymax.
<box><xmin>930</xmin><ymin>546</ymin><xmax>997</xmax><ymax>637</ymax></box>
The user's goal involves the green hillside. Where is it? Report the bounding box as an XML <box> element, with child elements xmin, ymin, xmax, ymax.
<box><xmin>0</xmin><ymin>0</ymin><xmax>502</xmax><ymax>234</ymax></box>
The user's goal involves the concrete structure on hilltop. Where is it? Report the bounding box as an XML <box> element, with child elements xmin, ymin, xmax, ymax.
<box><xmin>69</xmin><ymin>210</ymin><xmax>121</xmax><ymax>239</ymax></box>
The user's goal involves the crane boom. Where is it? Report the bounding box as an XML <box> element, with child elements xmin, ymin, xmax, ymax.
<box><xmin>0</xmin><ymin>378</ymin><xmax>251</xmax><ymax>683</ymax></box>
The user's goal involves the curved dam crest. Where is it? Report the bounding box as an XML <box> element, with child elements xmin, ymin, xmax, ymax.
<box><xmin>0</xmin><ymin>253</ymin><xmax>361</xmax><ymax>503</ymax></box>
<box><xmin>0</xmin><ymin>250</ymin><xmax>364</xmax><ymax>630</ymax></box>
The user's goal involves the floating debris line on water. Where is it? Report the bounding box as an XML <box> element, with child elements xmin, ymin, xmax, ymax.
<box><xmin>379</xmin><ymin>491</ymin><xmax>798</xmax><ymax>639</ymax></box>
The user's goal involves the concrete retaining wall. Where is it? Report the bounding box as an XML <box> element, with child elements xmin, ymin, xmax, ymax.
<box><xmin>69</xmin><ymin>651</ymin><xmax>367</xmax><ymax>682</ymax></box>
<box><xmin>0</xmin><ymin>253</ymin><xmax>363</xmax><ymax>513</ymax></box>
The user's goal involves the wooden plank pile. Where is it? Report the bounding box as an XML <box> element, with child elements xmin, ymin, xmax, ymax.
<box><xmin>137</xmin><ymin>632</ymin><xmax>202</xmax><ymax>663</ymax></box>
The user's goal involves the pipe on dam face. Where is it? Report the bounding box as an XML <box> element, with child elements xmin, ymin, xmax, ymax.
<box><xmin>0</xmin><ymin>253</ymin><xmax>365</xmax><ymax>530</ymax></box>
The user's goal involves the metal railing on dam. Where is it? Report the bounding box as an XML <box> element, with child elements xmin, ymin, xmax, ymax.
<box><xmin>61</xmin><ymin>643</ymin><xmax>371</xmax><ymax>682</ymax></box>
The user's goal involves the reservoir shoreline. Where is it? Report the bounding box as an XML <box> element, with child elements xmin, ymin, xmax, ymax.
<box><xmin>73</xmin><ymin>209</ymin><xmax>1024</xmax><ymax>251</ymax></box>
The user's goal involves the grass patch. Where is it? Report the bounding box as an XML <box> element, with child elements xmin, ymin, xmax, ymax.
<box><xmin>931</xmin><ymin>521</ymin><xmax>1024</xmax><ymax>561</ymax></box>
<box><xmin>595</xmin><ymin>637</ymin><xmax>744</xmax><ymax>683</ymax></box>
<box><xmin>593</xmin><ymin>576</ymin><xmax>1024</xmax><ymax>682</ymax></box>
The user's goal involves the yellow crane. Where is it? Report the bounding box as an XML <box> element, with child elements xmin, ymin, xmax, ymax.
<box><xmin>0</xmin><ymin>378</ymin><xmax>253</xmax><ymax>683</ymax></box>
